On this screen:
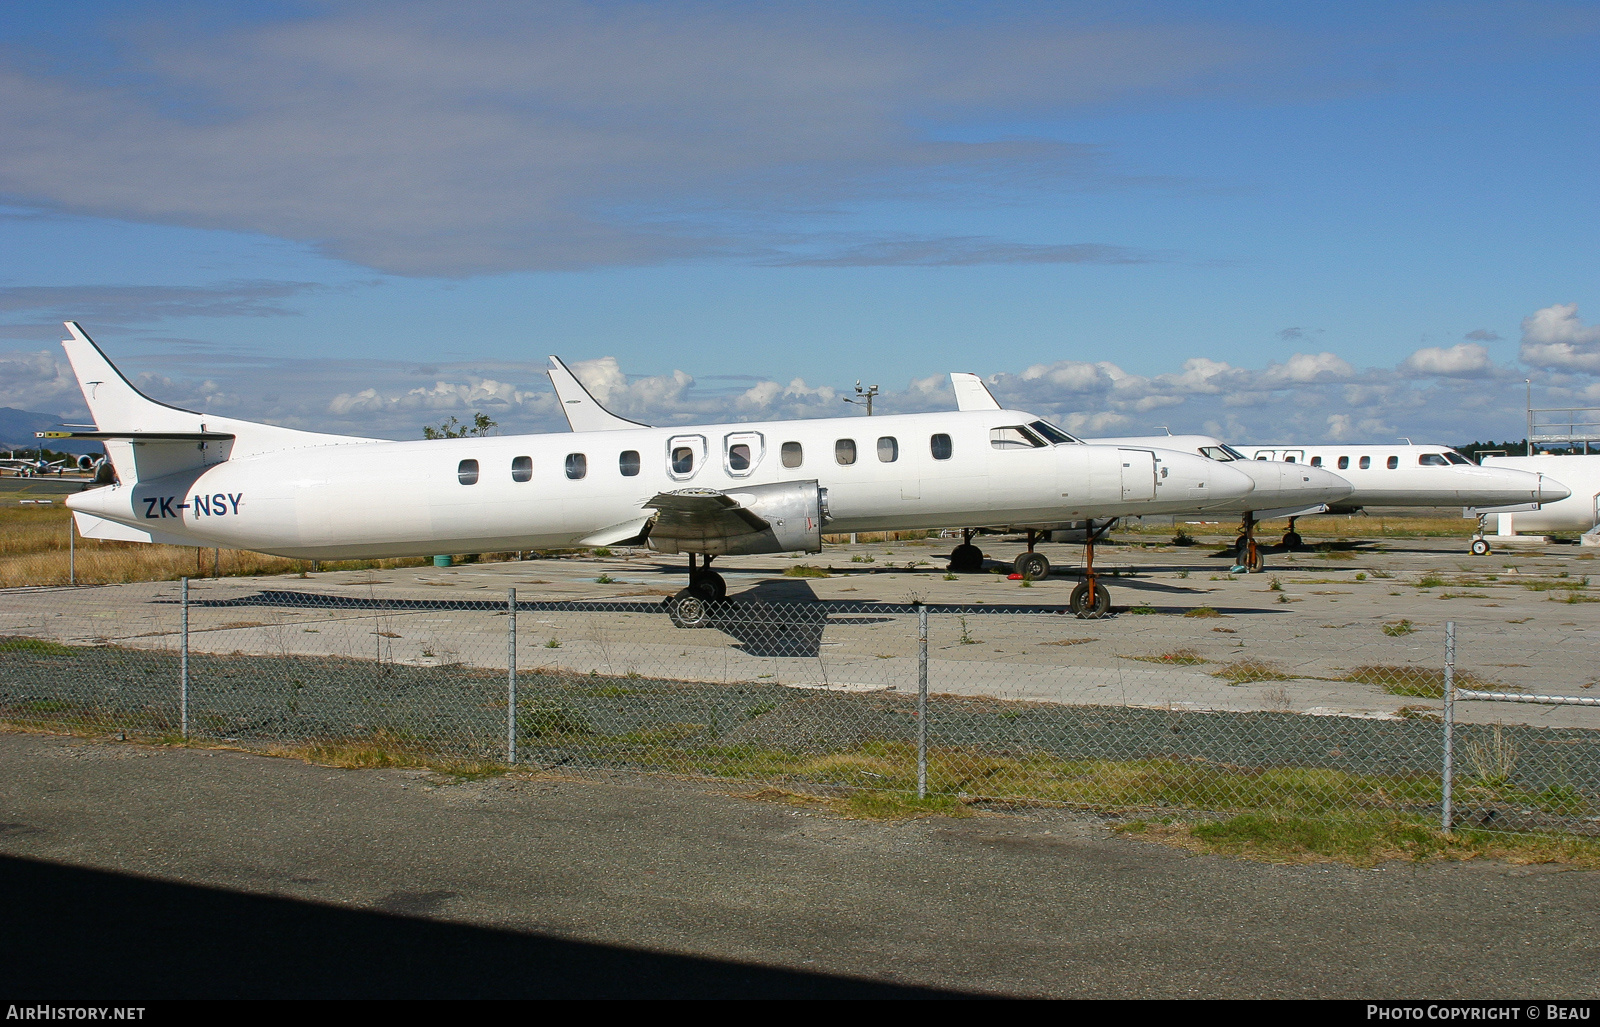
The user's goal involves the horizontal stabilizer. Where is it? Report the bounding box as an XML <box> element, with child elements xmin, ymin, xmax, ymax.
<box><xmin>72</xmin><ymin>511</ymin><xmax>191</xmax><ymax>546</ymax></box>
<box><xmin>950</xmin><ymin>372</ymin><xmax>1002</xmax><ymax>412</ymax></box>
<box><xmin>548</xmin><ymin>356</ymin><xmax>651</xmax><ymax>432</ymax></box>
<box><xmin>39</xmin><ymin>430</ymin><xmax>235</xmax><ymax>442</ymax></box>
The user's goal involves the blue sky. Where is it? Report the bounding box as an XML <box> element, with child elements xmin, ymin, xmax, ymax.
<box><xmin>1</xmin><ymin>1</ymin><xmax>1597</xmax><ymax>442</ymax></box>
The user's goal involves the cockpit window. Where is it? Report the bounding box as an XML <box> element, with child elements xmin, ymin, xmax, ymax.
<box><xmin>1028</xmin><ymin>420</ymin><xmax>1079</xmax><ymax>445</ymax></box>
<box><xmin>1199</xmin><ymin>446</ymin><xmax>1233</xmax><ymax>462</ymax></box>
<box><xmin>990</xmin><ymin>426</ymin><xmax>1047</xmax><ymax>450</ymax></box>
<box><xmin>1445</xmin><ymin>452</ymin><xmax>1472</xmax><ymax>465</ymax></box>
<box><xmin>1419</xmin><ymin>453</ymin><xmax>1450</xmax><ymax>466</ymax></box>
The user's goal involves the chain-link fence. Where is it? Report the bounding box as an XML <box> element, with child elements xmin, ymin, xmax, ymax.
<box><xmin>1</xmin><ymin>578</ymin><xmax>1597</xmax><ymax>837</ymax></box>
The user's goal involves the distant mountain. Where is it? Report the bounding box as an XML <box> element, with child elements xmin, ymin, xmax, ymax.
<box><xmin>0</xmin><ymin>408</ymin><xmax>103</xmax><ymax>456</ymax></box>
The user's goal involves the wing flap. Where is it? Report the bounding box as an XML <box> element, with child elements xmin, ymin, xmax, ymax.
<box><xmin>644</xmin><ymin>489</ymin><xmax>770</xmax><ymax>544</ymax></box>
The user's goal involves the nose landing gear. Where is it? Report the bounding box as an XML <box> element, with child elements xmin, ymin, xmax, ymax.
<box><xmin>1234</xmin><ymin>512</ymin><xmax>1263</xmax><ymax>573</ymax></box>
<box><xmin>1067</xmin><ymin>519</ymin><xmax>1113</xmax><ymax>618</ymax></box>
<box><xmin>1280</xmin><ymin>516</ymin><xmax>1304</xmax><ymax>550</ymax></box>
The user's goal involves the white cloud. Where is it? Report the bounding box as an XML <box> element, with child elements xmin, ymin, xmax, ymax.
<box><xmin>0</xmin><ymin>4</ymin><xmax>1253</xmax><ymax>276</ymax></box>
<box><xmin>1520</xmin><ymin>303</ymin><xmax>1600</xmax><ymax>373</ymax></box>
<box><xmin>1403</xmin><ymin>342</ymin><xmax>1490</xmax><ymax>376</ymax></box>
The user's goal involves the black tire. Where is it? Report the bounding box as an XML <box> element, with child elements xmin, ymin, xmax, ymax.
<box><xmin>1470</xmin><ymin>538</ymin><xmax>1491</xmax><ymax>556</ymax></box>
<box><xmin>948</xmin><ymin>543</ymin><xmax>984</xmax><ymax>573</ymax></box>
<box><xmin>691</xmin><ymin>570</ymin><xmax>727</xmax><ymax>601</ymax></box>
<box><xmin>1282</xmin><ymin>531</ymin><xmax>1303</xmax><ymax>549</ymax></box>
<box><xmin>1069</xmin><ymin>580</ymin><xmax>1111</xmax><ymax>618</ymax></box>
<box><xmin>666</xmin><ymin>589</ymin><xmax>714</xmax><ymax>629</ymax></box>
<box><xmin>1015</xmin><ymin>552</ymin><xmax>1050</xmax><ymax>581</ymax></box>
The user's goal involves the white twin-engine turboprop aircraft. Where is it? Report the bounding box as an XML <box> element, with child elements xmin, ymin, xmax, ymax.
<box><xmin>51</xmin><ymin>324</ymin><xmax>1256</xmax><ymax>623</ymax></box>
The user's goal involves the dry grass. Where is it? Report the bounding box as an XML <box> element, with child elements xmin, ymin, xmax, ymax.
<box><xmin>0</xmin><ymin>504</ymin><xmax>484</xmax><ymax>586</ymax></box>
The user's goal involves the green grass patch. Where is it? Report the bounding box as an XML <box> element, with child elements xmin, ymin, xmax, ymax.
<box><xmin>1183</xmin><ymin>606</ymin><xmax>1223</xmax><ymax>618</ymax></box>
<box><xmin>1382</xmin><ymin>619</ymin><xmax>1415</xmax><ymax>637</ymax></box>
<box><xmin>1339</xmin><ymin>665</ymin><xmax>1499</xmax><ymax>698</ymax></box>
<box><xmin>1130</xmin><ymin>813</ymin><xmax>1600</xmax><ymax>868</ymax></box>
<box><xmin>0</xmin><ymin>636</ymin><xmax>75</xmax><ymax>655</ymax></box>
<box><xmin>784</xmin><ymin>565</ymin><xmax>831</xmax><ymax>578</ymax></box>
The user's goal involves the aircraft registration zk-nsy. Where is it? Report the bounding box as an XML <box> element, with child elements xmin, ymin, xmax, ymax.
<box><xmin>50</xmin><ymin>323</ymin><xmax>1256</xmax><ymax>623</ymax></box>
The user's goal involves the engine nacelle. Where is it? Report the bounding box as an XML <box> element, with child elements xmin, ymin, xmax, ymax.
<box><xmin>649</xmin><ymin>480</ymin><xmax>829</xmax><ymax>556</ymax></box>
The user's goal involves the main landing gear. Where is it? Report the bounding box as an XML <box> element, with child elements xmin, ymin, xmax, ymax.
<box><xmin>1013</xmin><ymin>529</ymin><xmax>1050</xmax><ymax>582</ymax></box>
<box><xmin>948</xmin><ymin>529</ymin><xmax>985</xmax><ymax>574</ymax></box>
<box><xmin>1281</xmin><ymin>517</ymin><xmax>1304</xmax><ymax>550</ymax></box>
<box><xmin>1068</xmin><ymin>519</ymin><xmax>1113</xmax><ymax>618</ymax></box>
<box><xmin>666</xmin><ymin>553</ymin><xmax>726</xmax><ymax>629</ymax></box>
<box><xmin>1235</xmin><ymin>512</ymin><xmax>1264</xmax><ymax>573</ymax></box>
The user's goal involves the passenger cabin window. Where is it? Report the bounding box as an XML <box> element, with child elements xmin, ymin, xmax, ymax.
<box><xmin>457</xmin><ymin>459</ymin><xmax>479</xmax><ymax>485</ymax></box>
<box><xmin>781</xmin><ymin>442</ymin><xmax>803</xmax><ymax>468</ymax></box>
<box><xmin>729</xmin><ymin>444</ymin><xmax>752</xmax><ymax>471</ymax></box>
<box><xmin>1419</xmin><ymin>453</ymin><xmax>1449</xmax><ymax>466</ymax></box>
<box><xmin>565</xmin><ymin>453</ymin><xmax>587</xmax><ymax>479</ymax></box>
<box><xmin>930</xmin><ymin>434</ymin><xmax>952</xmax><ymax>460</ymax></box>
<box><xmin>1337</xmin><ymin>456</ymin><xmax>1349</xmax><ymax>470</ymax></box>
<box><xmin>511</xmin><ymin>456</ymin><xmax>532</xmax><ymax>482</ymax></box>
<box><xmin>619</xmin><ymin>450</ymin><xmax>640</xmax><ymax>476</ymax></box>
<box><xmin>1359</xmin><ymin>456</ymin><xmax>1371</xmax><ymax>469</ymax></box>
<box><xmin>990</xmin><ymin>426</ymin><xmax>1045</xmax><ymax>450</ymax></box>
<box><xmin>835</xmin><ymin>439</ymin><xmax>857</xmax><ymax>465</ymax></box>
<box><xmin>1284</xmin><ymin>455</ymin><xmax>1296</xmax><ymax>463</ymax></box>
<box><xmin>1310</xmin><ymin>456</ymin><xmax>1322</xmax><ymax>467</ymax></box>
<box><xmin>1387</xmin><ymin>456</ymin><xmax>1399</xmax><ymax>469</ymax></box>
<box><xmin>877</xmin><ymin>436</ymin><xmax>898</xmax><ymax>462</ymax></box>
<box><xmin>671</xmin><ymin>447</ymin><xmax>694</xmax><ymax>474</ymax></box>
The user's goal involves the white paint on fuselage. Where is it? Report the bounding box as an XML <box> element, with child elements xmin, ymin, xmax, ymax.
<box><xmin>67</xmin><ymin>409</ymin><xmax>1256</xmax><ymax>559</ymax></box>
<box><xmin>1089</xmin><ymin>434</ymin><xmax>1353</xmax><ymax>513</ymax></box>
<box><xmin>1479</xmin><ymin>455</ymin><xmax>1600</xmax><ymax>534</ymax></box>
<box><xmin>1244</xmin><ymin>444</ymin><xmax>1568</xmax><ymax>508</ymax></box>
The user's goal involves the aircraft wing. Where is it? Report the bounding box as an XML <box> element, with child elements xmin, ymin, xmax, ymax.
<box><xmin>950</xmin><ymin>372</ymin><xmax>1002</xmax><ymax>411</ymax></box>
<box><xmin>548</xmin><ymin>356</ymin><xmax>652</xmax><ymax>432</ymax></box>
<box><xmin>644</xmin><ymin>488</ymin><xmax>771</xmax><ymax>547</ymax></box>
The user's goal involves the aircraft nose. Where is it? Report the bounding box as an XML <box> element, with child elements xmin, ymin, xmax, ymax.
<box><xmin>1292</xmin><ymin>464</ymin><xmax>1355</xmax><ymax>501</ymax></box>
<box><xmin>1537</xmin><ymin>474</ymin><xmax>1572</xmax><ymax>504</ymax></box>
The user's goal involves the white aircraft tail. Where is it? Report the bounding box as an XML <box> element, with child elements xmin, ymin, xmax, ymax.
<box><xmin>547</xmin><ymin>356</ymin><xmax>651</xmax><ymax>432</ymax></box>
<box><xmin>950</xmin><ymin>372</ymin><xmax>1002</xmax><ymax>411</ymax></box>
<box><xmin>56</xmin><ymin>322</ymin><xmax>377</xmax><ymax>485</ymax></box>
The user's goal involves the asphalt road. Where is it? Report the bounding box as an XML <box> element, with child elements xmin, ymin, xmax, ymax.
<box><xmin>0</xmin><ymin>730</ymin><xmax>1596</xmax><ymax>999</ymax></box>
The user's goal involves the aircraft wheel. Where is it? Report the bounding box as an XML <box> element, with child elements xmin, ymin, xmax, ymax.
<box><xmin>1282</xmin><ymin>531</ymin><xmax>1303</xmax><ymax>549</ymax></box>
<box><xmin>1069</xmin><ymin>581</ymin><xmax>1111</xmax><ymax>619</ymax></box>
<box><xmin>948</xmin><ymin>543</ymin><xmax>984</xmax><ymax>573</ymax></box>
<box><xmin>1239</xmin><ymin>540</ymin><xmax>1264</xmax><ymax>573</ymax></box>
<box><xmin>1470</xmin><ymin>538</ymin><xmax>1491</xmax><ymax>557</ymax></box>
<box><xmin>666</xmin><ymin>589</ymin><xmax>715</xmax><ymax>629</ymax></box>
<box><xmin>690</xmin><ymin>570</ymin><xmax>727</xmax><ymax>601</ymax></box>
<box><xmin>1015</xmin><ymin>552</ymin><xmax>1050</xmax><ymax>581</ymax></box>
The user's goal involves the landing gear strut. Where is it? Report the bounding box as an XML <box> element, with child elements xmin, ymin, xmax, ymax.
<box><xmin>1235</xmin><ymin>512</ymin><xmax>1263</xmax><ymax>573</ymax></box>
<box><xmin>1068</xmin><ymin>519</ymin><xmax>1113</xmax><ymax>618</ymax></box>
<box><xmin>1470</xmin><ymin>514</ymin><xmax>1492</xmax><ymax>556</ymax></box>
<box><xmin>1013</xmin><ymin>530</ymin><xmax>1050</xmax><ymax>581</ymax></box>
<box><xmin>666</xmin><ymin>553</ymin><xmax>726</xmax><ymax>628</ymax></box>
<box><xmin>948</xmin><ymin>529</ymin><xmax>985</xmax><ymax>574</ymax></box>
<box><xmin>1281</xmin><ymin>517</ymin><xmax>1303</xmax><ymax>550</ymax></box>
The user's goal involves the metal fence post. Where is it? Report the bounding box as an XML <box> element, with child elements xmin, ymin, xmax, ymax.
<box><xmin>1442</xmin><ymin>620</ymin><xmax>1455</xmax><ymax>832</ymax></box>
<box><xmin>917</xmin><ymin>603</ymin><xmax>928</xmax><ymax>799</ymax></box>
<box><xmin>180</xmin><ymin>577</ymin><xmax>189</xmax><ymax>740</ymax></box>
<box><xmin>68</xmin><ymin>520</ymin><xmax>74</xmax><ymax>585</ymax></box>
<box><xmin>507</xmin><ymin>587</ymin><xmax>517</xmax><ymax>766</ymax></box>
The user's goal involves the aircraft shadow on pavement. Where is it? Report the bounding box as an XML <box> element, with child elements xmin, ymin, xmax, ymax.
<box><xmin>0</xmin><ymin>854</ymin><xmax>961</xmax><ymax>1000</ymax></box>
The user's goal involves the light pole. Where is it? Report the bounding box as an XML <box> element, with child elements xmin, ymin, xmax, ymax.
<box><xmin>843</xmin><ymin>380</ymin><xmax>879</xmax><ymax>416</ymax></box>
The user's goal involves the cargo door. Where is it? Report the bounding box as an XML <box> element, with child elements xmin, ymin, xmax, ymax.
<box><xmin>1119</xmin><ymin>449</ymin><xmax>1157</xmax><ymax>501</ymax></box>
